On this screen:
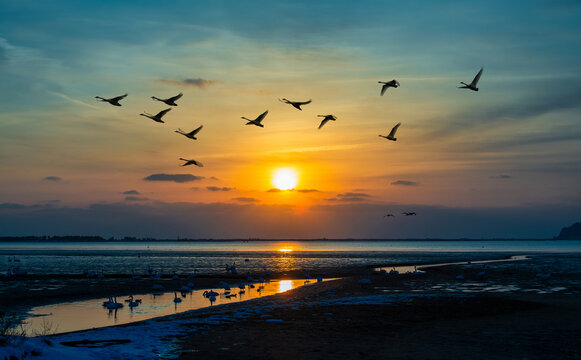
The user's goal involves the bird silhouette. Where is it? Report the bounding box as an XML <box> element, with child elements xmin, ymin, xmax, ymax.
<box><xmin>379</xmin><ymin>122</ymin><xmax>401</xmax><ymax>141</ymax></box>
<box><xmin>140</xmin><ymin>108</ymin><xmax>171</xmax><ymax>123</ymax></box>
<box><xmin>175</xmin><ymin>125</ymin><xmax>203</xmax><ymax>140</ymax></box>
<box><xmin>152</xmin><ymin>92</ymin><xmax>183</xmax><ymax>106</ymax></box>
<box><xmin>242</xmin><ymin>110</ymin><xmax>268</xmax><ymax>127</ymax></box>
<box><xmin>95</xmin><ymin>93</ymin><xmax>127</xmax><ymax>106</ymax></box>
<box><xmin>402</xmin><ymin>212</ymin><xmax>417</xmax><ymax>216</ymax></box>
<box><xmin>180</xmin><ymin>158</ymin><xmax>203</xmax><ymax>167</ymax></box>
<box><xmin>317</xmin><ymin>114</ymin><xmax>337</xmax><ymax>129</ymax></box>
<box><xmin>378</xmin><ymin>80</ymin><xmax>400</xmax><ymax>96</ymax></box>
<box><xmin>459</xmin><ymin>68</ymin><xmax>483</xmax><ymax>91</ymax></box>
<box><xmin>279</xmin><ymin>98</ymin><xmax>312</xmax><ymax>111</ymax></box>
<box><xmin>384</xmin><ymin>214</ymin><xmax>395</xmax><ymax>218</ymax></box>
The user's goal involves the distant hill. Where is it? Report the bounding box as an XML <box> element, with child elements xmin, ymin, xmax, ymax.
<box><xmin>554</xmin><ymin>222</ymin><xmax>581</xmax><ymax>240</ymax></box>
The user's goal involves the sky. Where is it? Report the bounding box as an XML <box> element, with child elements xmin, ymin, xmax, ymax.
<box><xmin>1</xmin><ymin>0</ymin><xmax>580</xmax><ymax>239</ymax></box>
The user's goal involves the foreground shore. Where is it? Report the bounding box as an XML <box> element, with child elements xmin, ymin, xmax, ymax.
<box><xmin>2</xmin><ymin>253</ymin><xmax>581</xmax><ymax>359</ymax></box>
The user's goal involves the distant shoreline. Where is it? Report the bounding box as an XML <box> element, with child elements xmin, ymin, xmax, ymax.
<box><xmin>0</xmin><ymin>236</ymin><xmax>572</xmax><ymax>242</ymax></box>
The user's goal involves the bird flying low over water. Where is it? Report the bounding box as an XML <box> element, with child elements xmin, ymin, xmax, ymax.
<box><xmin>180</xmin><ymin>158</ymin><xmax>203</xmax><ymax>167</ymax></box>
<box><xmin>378</xmin><ymin>80</ymin><xmax>400</xmax><ymax>96</ymax></box>
<box><xmin>458</xmin><ymin>68</ymin><xmax>483</xmax><ymax>91</ymax></box>
<box><xmin>140</xmin><ymin>108</ymin><xmax>171</xmax><ymax>123</ymax></box>
<box><xmin>402</xmin><ymin>212</ymin><xmax>417</xmax><ymax>216</ymax></box>
<box><xmin>95</xmin><ymin>93</ymin><xmax>127</xmax><ymax>106</ymax></box>
<box><xmin>152</xmin><ymin>92</ymin><xmax>183</xmax><ymax>106</ymax></box>
<box><xmin>379</xmin><ymin>122</ymin><xmax>401</xmax><ymax>141</ymax></box>
<box><xmin>242</xmin><ymin>110</ymin><xmax>268</xmax><ymax>127</ymax></box>
<box><xmin>175</xmin><ymin>125</ymin><xmax>203</xmax><ymax>140</ymax></box>
<box><xmin>279</xmin><ymin>98</ymin><xmax>312</xmax><ymax>111</ymax></box>
<box><xmin>317</xmin><ymin>114</ymin><xmax>337</xmax><ymax>129</ymax></box>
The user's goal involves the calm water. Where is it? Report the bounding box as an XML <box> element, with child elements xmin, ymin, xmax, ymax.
<box><xmin>1</xmin><ymin>240</ymin><xmax>580</xmax><ymax>276</ymax></box>
<box><xmin>23</xmin><ymin>279</ymin><xmax>323</xmax><ymax>335</ymax></box>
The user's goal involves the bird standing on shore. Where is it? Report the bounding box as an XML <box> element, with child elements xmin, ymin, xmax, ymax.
<box><xmin>152</xmin><ymin>92</ymin><xmax>183</xmax><ymax>106</ymax></box>
<box><xmin>95</xmin><ymin>93</ymin><xmax>127</xmax><ymax>106</ymax></box>
<box><xmin>458</xmin><ymin>68</ymin><xmax>483</xmax><ymax>91</ymax></box>
<box><xmin>378</xmin><ymin>80</ymin><xmax>400</xmax><ymax>96</ymax></box>
<box><xmin>175</xmin><ymin>125</ymin><xmax>203</xmax><ymax>140</ymax></box>
<box><xmin>242</xmin><ymin>110</ymin><xmax>268</xmax><ymax>127</ymax></box>
<box><xmin>317</xmin><ymin>114</ymin><xmax>337</xmax><ymax>129</ymax></box>
<box><xmin>379</xmin><ymin>122</ymin><xmax>401</xmax><ymax>141</ymax></box>
<box><xmin>140</xmin><ymin>108</ymin><xmax>171</xmax><ymax>123</ymax></box>
<box><xmin>279</xmin><ymin>98</ymin><xmax>312</xmax><ymax>111</ymax></box>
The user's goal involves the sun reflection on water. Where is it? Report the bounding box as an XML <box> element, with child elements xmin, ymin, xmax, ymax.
<box><xmin>278</xmin><ymin>280</ymin><xmax>294</xmax><ymax>293</ymax></box>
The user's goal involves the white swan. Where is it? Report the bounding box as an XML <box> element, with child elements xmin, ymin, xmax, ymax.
<box><xmin>152</xmin><ymin>92</ymin><xmax>183</xmax><ymax>106</ymax></box>
<box><xmin>242</xmin><ymin>110</ymin><xmax>268</xmax><ymax>127</ymax></box>
<box><xmin>140</xmin><ymin>108</ymin><xmax>171</xmax><ymax>123</ymax></box>
<box><xmin>317</xmin><ymin>114</ymin><xmax>337</xmax><ymax>129</ymax></box>
<box><xmin>179</xmin><ymin>158</ymin><xmax>203</xmax><ymax>167</ymax></box>
<box><xmin>378</xmin><ymin>80</ymin><xmax>400</xmax><ymax>96</ymax></box>
<box><xmin>175</xmin><ymin>125</ymin><xmax>203</xmax><ymax>140</ymax></box>
<box><xmin>378</xmin><ymin>122</ymin><xmax>401</xmax><ymax>141</ymax></box>
<box><xmin>459</xmin><ymin>68</ymin><xmax>483</xmax><ymax>91</ymax></box>
<box><xmin>279</xmin><ymin>98</ymin><xmax>312</xmax><ymax>111</ymax></box>
<box><xmin>95</xmin><ymin>93</ymin><xmax>127</xmax><ymax>106</ymax></box>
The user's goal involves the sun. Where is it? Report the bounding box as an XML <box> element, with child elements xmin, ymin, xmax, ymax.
<box><xmin>272</xmin><ymin>168</ymin><xmax>298</xmax><ymax>190</ymax></box>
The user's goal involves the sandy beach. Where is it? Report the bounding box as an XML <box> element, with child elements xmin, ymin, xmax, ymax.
<box><xmin>2</xmin><ymin>253</ymin><xmax>581</xmax><ymax>359</ymax></box>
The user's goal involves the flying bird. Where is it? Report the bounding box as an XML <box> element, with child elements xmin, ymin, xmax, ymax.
<box><xmin>379</xmin><ymin>122</ymin><xmax>401</xmax><ymax>141</ymax></box>
<box><xmin>175</xmin><ymin>125</ymin><xmax>203</xmax><ymax>140</ymax></box>
<box><xmin>384</xmin><ymin>214</ymin><xmax>395</xmax><ymax>218</ymax></box>
<box><xmin>180</xmin><ymin>158</ymin><xmax>203</xmax><ymax>167</ymax></box>
<box><xmin>279</xmin><ymin>98</ymin><xmax>312</xmax><ymax>111</ymax></box>
<box><xmin>378</xmin><ymin>80</ymin><xmax>400</xmax><ymax>96</ymax></box>
<box><xmin>95</xmin><ymin>93</ymin><xmax>127</xmax><ymax>106</ymax></box>
<box><xmin>402</xmin><ymin>212</ymin><xmax>417</xmax><ymax>216</ymax></box>
<box><xmin>140</xmin><ymin>108</ymin><xmax>171</xmax><ymax>123</ymax></box>
<box><xmin>152</xmin><ymin>92</ymin><xmax>183</xmax><ymax>106</ymax></box>
<box><xmin>317</xmin><ymin>114</ymin><xmax>337</xmax><ymax>129</ymax></box>
<box><xmin>242</xmin><ymin>110</ymin><xmax>268</xmax><ymax>127</ymax></box>
<box><xmin>458</xmin><ymin>68</ymin><xmax>483</xmax><ymax>91</ymax></box>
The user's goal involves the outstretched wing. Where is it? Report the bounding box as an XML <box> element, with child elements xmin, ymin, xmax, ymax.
<box><xmin>380</xmin><ymin>84</ymin><xmax>389</xmax><ymax>96</ymax></box>
<box><xmin>156</xmin><ymin>108</ymin><xmax>172</xmax><ymax>118</ymax></box>
<box><xmin>318</xmin><ymin>119</ymin><xmax>329</xmax><ymax>129</ymax></box>
<box><xmin>255</xmin><ymin>110</ymin><xmax>269</xmax><ymax>123</ymax></box>
<box><xmin>471</xmin><ymin>68</ymin><xmax>483</xmax><ymax>86</ymax></box>
<box><xmin>388</xmin><ymin>122</ymin><xmax>401</xmax><ymax>137</ymax></box>
<box><xmin>297</xmin><ymin>99</ymin><xmax>312</xmax><ymax>105</ymax></box>
<box><xmin>169</xmin><ymin>92</ymin><xmax>183</xmax><ymax>102</ymax></box>
<box><xmin>190</xmin><ymin>125</ymin><xmax>203</xmax><ymax>136</ymax></box>
<box><xmin>111</xmin><ymin>93</ymin><xmax>128</xmax><ymax>102</ymax></box>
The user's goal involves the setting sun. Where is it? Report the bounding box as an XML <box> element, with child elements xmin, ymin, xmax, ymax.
<box><xmin>272</xmin><ymin>168</ymin><xmax>298</xmax><ymax>190</ymax></box>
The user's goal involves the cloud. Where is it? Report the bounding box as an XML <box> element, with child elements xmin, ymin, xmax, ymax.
<box><xmin>391</xmin><ymin>180</ymin><xmax>419</xmax><ymax>186</ymax></box>
<box><xmin>122</xmin><ymin>190</ymin><xmax>140</xmax><ymax>195</ymax></box>
<box><xmin>232</xmin><ymin>197</ymin><xmax>259</xmax><ymax>203</ymax></box>
<box><xmin>338</xmin><ymin>192</ymin><xmax>371</xmax><ymax>198</ymax></box>
<box><xmin>297</xmin><ymin>189</ymin><xmax>320</xmax><ymax>193</ymax></box>
<box><xmin>267</xmin><ymin>188</ymin><xmax>281</xmax><ymax>193</ymax></box>
<box><xmin>207</xmin><ymin>186</ymin><xmax>234</xmax><ymax>192</ymax></box>
<box><xmin>125</xmin><ymin>196</ymin><xmax>149</xmax><ymax>202</ymax></box>
<box><xmin>190</xmin><ymin>187</ymin><xmax>200</xmax><ymax>191</ymax></box>
<box><xmin>326</xmin><ymin>197</ymin><xmax>367</xmax><ymax>202</ymax></box>
<box><xmin>143</xmin><ymin>174</ymin><xmax>204</xmax><ymax>183</ymax></box>
<box><xmin>43</xmin><ymin>176</ymin><xmax>62</xmax><ymax>182</ymax></box>
<box><xmin>157</xmin><ymin>78</ymin><xmax>217</xmax><ymax>89</ymax></box>
<box><xmin>489</xmin><ymin>175</ymin><xmax>512</xmax><ymax>179</ymax></box>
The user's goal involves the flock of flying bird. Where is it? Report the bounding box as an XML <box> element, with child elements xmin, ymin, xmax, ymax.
<box><xmin>95</xmin><ymin>68</ymin><xmax>484</xmax><ymax>214</ymax></box>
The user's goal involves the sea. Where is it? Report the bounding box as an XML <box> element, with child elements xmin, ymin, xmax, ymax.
<box><xmin>2</xmin><ymin>239</ymin><xmax>580</xmax><ymax>276</ymax></box>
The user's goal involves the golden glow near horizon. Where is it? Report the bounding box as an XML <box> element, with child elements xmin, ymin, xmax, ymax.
<box><xmin>272</xmin><ymin>168</ymin><xmax>298</xmax><ymax>190</ymax></box>
<box><xmin>278</xmin><ymin>248</ymin><xmax>293</xmax><ymax>252</ymax></box>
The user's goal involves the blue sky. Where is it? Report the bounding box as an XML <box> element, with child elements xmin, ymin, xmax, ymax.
<box><xmin>0</xmin><ymin>0</ymin><xmax>580</xmax><ymax>238</ymax></box>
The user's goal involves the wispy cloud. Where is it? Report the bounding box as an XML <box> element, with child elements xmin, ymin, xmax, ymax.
<box><xmin>232</xmin><ymin>197</ymin><xmax>259</xmax><ymax>203</ymax></box>
<box><xmin>122</xmin><ymin>190</ymin><xmax>140</xmax><ymax>195</ymax></box>
<box><xmin>338</xmin><ymin>192</ymin><xmax>371</xmax><ymax>198</ymax></box>
<box><xmin>391</xmin><ymin>180</ymin><xmax>419</xmax><ymax>186</ymax></box>
<box><xmin>489</xmin><ymin>175</ymin><xmax>512</xmax><ymax>179</ymax></box>
<box><xmin>296</xmin><ymin>189</ymin><xmax>320</xmax><ymax>193</ymax></box>
<box><xmin>157</xmin><ymin>78</ymin><xmax>217</xmax><ymax>89</ymax></box>
<box><xmin>207</xmin><ymin>186</ymin><xmax>234</xmax><ymax>192</ymax></box>
<box><xmin>48</xmin><ymin>91</ymin><xmax>100</xmax><ymax>109</ymax></box>
<box><xmin>143</xmin><ymin>174</ymin><xmax>204</xmax><ymax>183</ymax></box>
<box><xmin>43</xmin><ymin>176</ymin><xmax>62</xmax><ymax>182</ymax></box>
<box><xmin>266</xmin><ymin>188</ymin><xmax>281</xmax><ymax>193</ymax></box>
<box><xmin>125</xmin><ymin>196</ymin><xmax>149</xmax><ymax>202</ymax></box>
